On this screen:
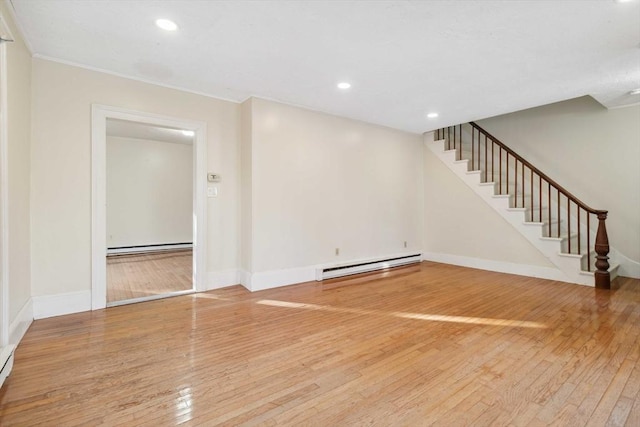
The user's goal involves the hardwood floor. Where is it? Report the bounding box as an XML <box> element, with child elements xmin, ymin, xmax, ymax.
<box><xmin>1</xmin><ymin>262</ymin><xmax>639</xmax><ymax>426</ymax></box>
<box><xmin>106</xmin><ymin>249</ymin><xmax>193</xmax><ymax>303</ymax></box>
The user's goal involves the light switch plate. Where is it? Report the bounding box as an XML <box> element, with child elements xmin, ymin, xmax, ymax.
<box><xmin>207</xmin><ymin>187</ymin><xmax>218</xmax><ymax>197</ymax></box>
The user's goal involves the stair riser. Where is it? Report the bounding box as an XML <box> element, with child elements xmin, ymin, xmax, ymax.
<box><xmin>428</xmin><ymin>139</ymin><xmax>600</xmax><ymax>286</ymax></box>
<box><xmin>579</xmin><ymin>252</ymin><xmax>616</xmax><ymax>273</ymax></box>
<box><xmin>459</xmin><ymin>152</ymin><xmax>545</xmax><ymax>183</ymax></box>
<box><xmin>560</xmin><ymin>235</ymin><xmax>583</xmax><ymax>255</ymax></box>
<box><xmin>477</xmin><ymin>183</ymin><xmax>559</xmax><ymax>212</ymax></box>
<box><xmin>540</xmin><ymin>221</ymin><xmax>566</xmax><ymax>238</ymax></box>
<box><xmin>435</xmin><ymin>137</ymin><xmax>616</xmax><ymax>284</ymax></box>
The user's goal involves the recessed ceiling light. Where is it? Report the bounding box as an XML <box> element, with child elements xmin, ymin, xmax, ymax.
<box><xmin>629</xmin><ymin>88</ymin><xmax>640</xmax><ymax>95</ymax></box>
<box><xmin>337</xmin><ymin>82</ymin><xmax>351</xmax><ymax>90</ymax></box>
<box><xmin>156</xmin><ymin>19</ymin><xmax>178</xmax><ymax>31</ymax></box>
<box><xmin>181</xmin><ymin>130</ymin><xmax>195</xmax><ymax>136</ymax></box>
<box><xmin>427</xmin><ymin>112</ymin><xmax>439</xmax><ymax>119</ymax></box>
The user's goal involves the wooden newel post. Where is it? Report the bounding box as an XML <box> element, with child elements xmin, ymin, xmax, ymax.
<box><xmin>594</xmin><ymin>212</ymin><xmax>610</xmax><ymax>289</ymax></box>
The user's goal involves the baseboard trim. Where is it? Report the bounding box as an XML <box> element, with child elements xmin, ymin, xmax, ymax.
<box><xmin>206</xmin><ymin>269</ymin><xmax>239</xmax><ymax>291</ymax></box>
<box><xmin>239</xmin><ymin>270</ymin><xmax>252</xmax><ymax>291</ymax></box>
<box><xmin>615</xmin><ymin>252</ymin><xmax>640</xmax><ymax>279</ymax></box>
<box><xmin>244</xmin><ymin>266</ymin><xmax>316</xmax><ymax>292</ymax></box>
<box><xmin>107</xmin><ymin>243</ymin><xmax>192</xmax><ymax>255</ymax></box>
<box><xmin>619</xmin><ymin>264</ymin><xmax>640</xmax><ymax>279</ymax></box>
<box><xmin>422</xmin><ymin>252</ymin><xmax>568</xmax><ymax>282</ymax></box>
<box><xmin>33</xmin><ymin>290</ymin><xmax>92</xmax><ymax>319</ymax></box>
<box><xmin>242</xmin><ymin>253</ymin><xmax>425</xmax><ymax>292</ymax></box>
<box><xmin>9</xmin><ymin>298</ymin><xmax>33</xmax><ymax>346</ymax></box>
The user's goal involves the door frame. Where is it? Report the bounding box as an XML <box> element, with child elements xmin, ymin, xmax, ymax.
<box><xmin>91</xmin><ymin>105</ymin><xmax>207</xmax><ymax>310</ymax></box>
<box><xmin>0</xmin><ymin>15</ymin><xmax>14</xmax><ymax>347</ymax></box>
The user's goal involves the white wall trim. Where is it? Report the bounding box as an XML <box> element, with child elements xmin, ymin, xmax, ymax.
<box><xmin>0</xmin><ymin>24</ymin><xmax>10</xmax><ymax>349</ymax></box>
<box><xmin>2</xmin><ymin>1</ymin><xmax>32</xmax><ymax>54</ymax></box>
<box><xmin>246</xmin><ymin>266</ymin><xmax>317</xmax><ymax>292</ymax></box>
<box><xmin>107</xmin><ymin>243</ymin><xmax>192</xmax><ymax>255</ymax></box>
<box><xmin>9</xmin><ymin>297</ymin><xmax>32</xmax><ymax>346</ymax></box>
<box><xmin>422</xmin><ymin>252</ymin><xmax>569</xmax><ymax>283</ymax></box>
<box><xmin>239</xmin><ymin>270</ymin><xmax>252</xmax><ymax>291</ymax></box>
<box><xmin>0</xmin><ymin>13</ymin><xmax>16</xmax><ymax>387</ymax></box>
<box><xmin>607</xmin><ymin>101</ymin><xmax>640</xmax><ymax>110</ymax></box>
<box><xmin>91</xmin><ymin>106</ymin><xmax>107</xmax><ymax>309</ymax></box>
<box><xmin>206</xmin><ymin>269</ymin><xmax>239</xmax><ymax>291</ymax></box>
<box><xmin>241</xmin><ymin>252</ymin><xmax>425</xmax><ymax>292</ymax></box>
<box><xmin>0</xmin><ymin>10</ymin><xmax>14</xmax><ymax>41</ymax></box>
<box><xmin>35</xmin><ymin>54</ymin><xmax>241</xmax><ymax>105</ymax></box>
<box><xmin>91</xmin><ymin>105</ymin><xmax>208</xmax><ymax>310</ymax></box>
<box><xmin>33</xmin><ymin>291</ymin><xmax>92</xmax><ymax>320</ymax></box>
<box><xmin>0</xmin><ymin>344</ymin><xmax>14</xmax><ymax>388</ymax></box>
<box><xmin>615</xmin><ymin>251</ymin><xmax>640</xmax><ymax>279</ymax></box>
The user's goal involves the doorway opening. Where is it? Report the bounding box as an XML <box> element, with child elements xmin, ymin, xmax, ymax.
<box><xmin>91</xmin><ymin>106</ymin><xmax>207</xmax><ymax>310</ymax></box>
<box><xmin>106</xmin><ymin>119</ymin><xmax>194</xmax><ymax>305</ymax></box>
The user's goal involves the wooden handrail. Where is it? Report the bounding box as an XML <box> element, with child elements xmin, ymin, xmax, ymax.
<box><xmin>436</xmin><ymin>122</ymin><xmax>610</xmax><ymax>289</ymax></box>
<box><xmin>469</xmin><ymin>122</ymin><xmax>606</xmax><ymax>216</ymax></box>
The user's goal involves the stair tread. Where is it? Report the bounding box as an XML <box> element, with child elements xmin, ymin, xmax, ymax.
<box><xmin>430</xmin><ymin>134</ymin><xmax>612</xmax><ymax>287</ymax></box>
<box><xmin>557</xmin><ymin>252</ymin><xmax>582</xmax><ymax>259</ymax></box>
<box><xmin>543</xmin><ymin>219</ymin><xmax>563</xmax><ymax>224</ymax></box>
<box><xmin>579</xmin><ymin>263</ymin><xmax>620</xmax><ymax>276</ymax></box>
<box><xmin>544</xmin><ymin>232</ymin><xmax>579</xmax><ymax>240</ymax></box>
<box><xmin>561</xmin><ymin>233</ymin><xmax>579</xmax><ymax>240</ymax></box>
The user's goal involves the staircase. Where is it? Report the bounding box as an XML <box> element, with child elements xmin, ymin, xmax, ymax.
<box><xmin>426</xmin><ymin>122</ymin><xmax>619</xmax><ymax>287</ymax></box>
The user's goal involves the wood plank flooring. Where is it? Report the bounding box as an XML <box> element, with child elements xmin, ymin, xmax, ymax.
<box><xmin>106</xmin><ymin>249</ymin><xmax>193</xmax><ymax>303</ymax></box>
<box><xmin>1</xmin><ymin>262</ymin><xmax>639</xmax><ymax>426</ymax></box>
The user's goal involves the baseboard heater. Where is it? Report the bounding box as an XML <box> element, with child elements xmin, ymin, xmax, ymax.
<box><xmin>107</xmin><ymin>242</ymin><xmax>193</xmax><ymax>255</ymax></box>
<box><xmin>0</xmin><ymin>345</ymin><xmax>15</xmax><ymax>389</ymax></box>
<box><xmin>316</xmin><ymin>253</ymin><xmax>422</xmax><ymax>281</ymax></box>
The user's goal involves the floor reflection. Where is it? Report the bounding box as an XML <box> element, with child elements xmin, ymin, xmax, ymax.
<box><xmin>256</xmin><ymin>299</ymin><xmax>546</xmax><ymax>329</ymax></box>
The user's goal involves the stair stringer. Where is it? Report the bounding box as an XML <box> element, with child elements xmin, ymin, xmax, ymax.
<box><xmin>425</xmin><ymin>135</ymin><xmax>593</xmax><ymax>286</ymax></box>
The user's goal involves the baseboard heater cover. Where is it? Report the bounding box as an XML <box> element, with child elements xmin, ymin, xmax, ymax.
<box><xmin>107</xmin><ymin>242</ymin><xmax>193</xmax><ymax>255</ymax></box>
<box><xmin>0</xmin><ymin>345</ymin><xmax>16</xmax><ymax>389</ymax></box>
<box><xmin>316</xmin><ymin>254</ymin><xmax>422</xmax><ymax>281</ymax></box>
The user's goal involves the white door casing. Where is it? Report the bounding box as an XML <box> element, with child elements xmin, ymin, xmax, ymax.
<box><xmin>91</xmin><ymin>105</ymin><xmax>207</xmax><ymax>310</ymax></box>
<box><xmin>0</xmin><ymin>13</ymin><xmax>15</xmax><ymax>386</ymax></box>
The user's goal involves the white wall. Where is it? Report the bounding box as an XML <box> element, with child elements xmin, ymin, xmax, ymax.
<box><xmin>246</xmin><ymin>98</ymin><xmax>424</xmax><ymax>274</ymax></box>
<box><xmin>31</xmin><ymin>58</ymin><xmax>240</xmax><ymax>297</ymax></box>
<box><xmin>423</xmin><ymin>140</ymin><xmax>555</xmax><ymax>268</ymax></box>
<box><xmin>477</xmin><ymin>96</ymin><xmax>640</xmax><ymax>263</ymax></box>
<box><xmin>2</xmin><ymin>2</ymin><xmax>32</xmax><ymax>324</ymax></box>
<box><xmin>29</xmin><ymin>47</ymin><xmax>636</xmax><ymax>307</ymax></box>
<box><xmin>106</xmin><ymin>136</ymin><xmax>193</xmax><ymax>248</ymax></box>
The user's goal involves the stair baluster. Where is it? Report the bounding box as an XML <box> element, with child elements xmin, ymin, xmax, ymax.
<box><xmin>435</xmin><ymin>122</ymin><xmax>611</xmax><ymax>288</ymax></box>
